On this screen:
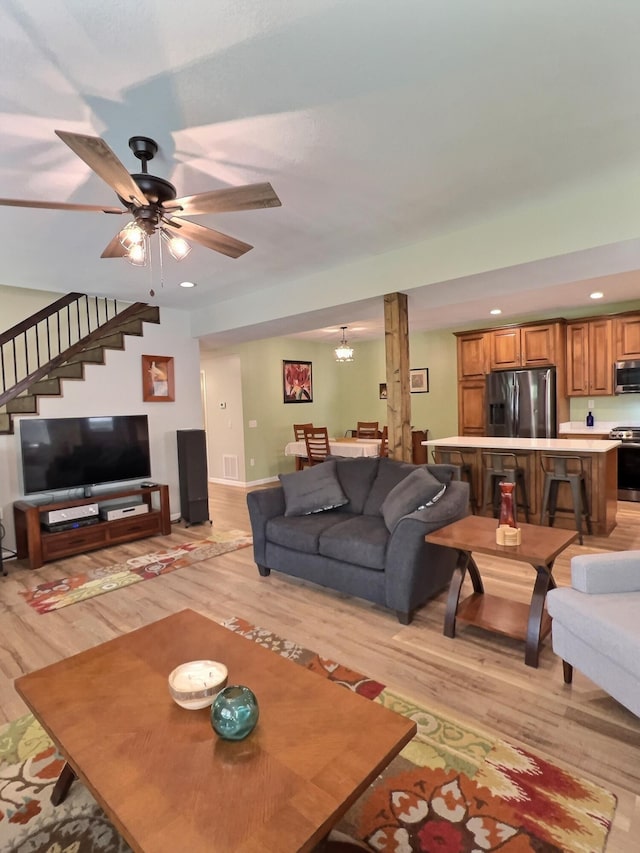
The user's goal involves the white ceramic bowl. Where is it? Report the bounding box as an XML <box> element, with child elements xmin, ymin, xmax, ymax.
<box><xmin>168</xmin><ymin>660</ymin><xmax>228</xmax><ymax>710</ymax></box>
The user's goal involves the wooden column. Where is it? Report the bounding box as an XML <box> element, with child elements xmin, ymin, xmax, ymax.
<box><xmin>384</xmin><ymin>292</ymin><xmax>412</xmax><ymax>461</ymax></box>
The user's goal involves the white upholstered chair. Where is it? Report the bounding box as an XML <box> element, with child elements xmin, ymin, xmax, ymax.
<box><xmin>547</xmin><ymin>551</ymin><xmax>640</xmax><ymax>718</ymax></box>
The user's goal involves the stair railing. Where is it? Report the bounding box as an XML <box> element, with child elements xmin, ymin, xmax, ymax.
<box><xmin>0</xmin><ymin>293</ymin><xmax>131</xmax><ymax>407</ymax></box>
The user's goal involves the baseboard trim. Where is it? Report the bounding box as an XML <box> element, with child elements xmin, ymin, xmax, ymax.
<box><xmin>209</xmin><ymin>476</ymin><xmax>278</xmax><ymax>488</ymax></box>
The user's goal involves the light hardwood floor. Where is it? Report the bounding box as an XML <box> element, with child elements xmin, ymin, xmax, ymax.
<box><xmin>1</xmin><ymin>485</ymin><xmax>639</xmax><ymax>850</ymax></box>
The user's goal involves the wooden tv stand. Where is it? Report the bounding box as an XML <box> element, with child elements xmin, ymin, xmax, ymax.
<box><xmin>14</xmin><ymin>485</ymin><xmax>171</xmax><ymax>569</ymax></box>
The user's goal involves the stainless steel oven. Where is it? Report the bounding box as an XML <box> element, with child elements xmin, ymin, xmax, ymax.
<box><xmin>610</xmin><ymin>426</ymin><xmax>640</xmax><ymax>501</ymax></box>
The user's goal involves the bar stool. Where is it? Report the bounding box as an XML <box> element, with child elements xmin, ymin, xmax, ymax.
<box><xmin>540</xmin><ymin>455</ymin><xmax>592</xmax><ymax>545</ymax></box>
<box><xmin>432</xmin><ymin>448</ymin><xmax>478</xmax><ymax>513</ymax></box>
<box><xmin>482</xmin><ymin>452</ymin><xmax>530</xmax><ymax>523</ymax></box>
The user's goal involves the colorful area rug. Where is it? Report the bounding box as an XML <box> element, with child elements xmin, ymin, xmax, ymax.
<box><xmin>0</xmin><ymin>618</ymin><xmax>616</xmax><ymax>853</ymax></box>
<box><xmin>19</xmin><ymin>530</ymin><xmax>252</xmax><ymax>614</ymax></box>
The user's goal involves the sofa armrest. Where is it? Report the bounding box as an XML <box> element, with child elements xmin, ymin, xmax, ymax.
<box><xmin>246</xmin><ymin>486</ymin><xmax>286</xmax><ymax>566</ymax></box>
<box><xmin>571</xmin><ymin>551</ymin><xmax>640</xmax><ymax>594</ymax></box>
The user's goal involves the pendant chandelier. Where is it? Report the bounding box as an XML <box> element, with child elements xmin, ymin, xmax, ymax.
<box><xmin>334</xmin><ymin>326</ymin><xmax>354</xmax><ymax>362</ymax></box>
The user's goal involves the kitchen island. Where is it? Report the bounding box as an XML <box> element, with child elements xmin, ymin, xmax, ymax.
<box><xmin>424</xmin><ymin>436</ymin><xmax>620</xmax><ymax>535</ymax></box>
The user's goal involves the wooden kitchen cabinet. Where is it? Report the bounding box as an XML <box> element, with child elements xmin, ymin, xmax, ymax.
<box><xmin>458</xmin><ymin>379</ymin><xmax>486</xmax><ymax>435</ymax></box>
<box><xmin>615</xmin><ymin>314</ymin><xmax>640</xmax><ymax>360</ymax></box>
<box><xmin>455</xmin><ymin>319</ymin><xmax>568</xmax><ymax>436</ymax></box>
<box><xmin>566</xmin><ymin>318</ymin><xmax>613</xmax><ymax>396</ymax></box>
<box><xmin>490</xmin><ymin>323</ymin><xmax>559</xmax><ymax>370</ymax></box>
<box><xmin>457</xmin><ymin>331</ymin><xmax>488</xmax><ymax>379</ymax></box>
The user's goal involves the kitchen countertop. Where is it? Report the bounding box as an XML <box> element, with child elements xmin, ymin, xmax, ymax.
<box><xmin>424</xmin><ymin>436</ymin><xmax>621</xmax><ymax>452</ymax></box>
<box><xmin>558</xmin><ymin>421</ymin><xmax>632</xmax><ymax>434</ymax></box>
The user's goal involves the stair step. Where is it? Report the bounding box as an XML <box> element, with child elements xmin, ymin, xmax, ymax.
<box><xmin>132</xmin><ymin>305</ymin><xmax>160</xmax><ymax>324</ymax></box>
<box><xmin>88</xmin><ymin>331</ymin><xmax>126</xmax><ymax>350</ymax></box>
<box><xmin>28</xmin><ymin>377</ymin><xmax>62</xmax><ymax>396</ymax></box>
<box><xmin>6</xmin><ymin>395</ymin><xmax>38</xmax><ymax>414</ymax></box>
<box><xmin>110</xmin><ymin>320</ymin><xmax>144</xmax><ymax>337</ymax></box>
<box><xmin>47</xmin><ymin>363</ymin><xmax>85</xmax><ymax>381</ymax></box>
<box><xmin>66</xmin><ymin>348</ymin><xmax>106</xmax><ymax>366</ymax></box>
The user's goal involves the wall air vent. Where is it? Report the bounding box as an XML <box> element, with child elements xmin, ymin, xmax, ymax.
<box><xmin>222</xmin><ymin>454</ymin><xmax>239</xmax><ymax>480</ymax></box>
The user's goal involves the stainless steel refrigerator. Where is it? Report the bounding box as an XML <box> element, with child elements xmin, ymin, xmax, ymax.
<box><xmin>485</xmin><ymin>367</ymin><xmax>557</xmax><ymax>438</ymax></box>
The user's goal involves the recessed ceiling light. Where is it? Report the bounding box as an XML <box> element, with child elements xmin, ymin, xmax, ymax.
<box><xmin>490</xmin><ymin>308</ymin><xmax>502</xmax><ymax>315</ymax></box>
<box><xmin>179</xmin><ymin>281</ymin><xmax>196</xmax><ymax>288</ymax></box>
<box><xmin>590</xmin><ymin>291</ymin><xmax>603</xmax><ymax>300</ymax></box>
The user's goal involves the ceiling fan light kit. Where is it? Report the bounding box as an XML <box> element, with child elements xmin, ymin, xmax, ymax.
<box><xmin>126</xmin><ymin>238</ymin><xmax>148</xmax><ymax>267</ymax></box>
<box><xmin>118</xmin><ymin>221</ymin><xmax>145</xmax><ymax>250</ymax></box>
<box><xmin>160</xmin><ymin>227</ymin><xmax>191</xmax><ymax>261</ymax></box>
<box><xmin>0</xmin><ymin>130</ymin><xmax>282</xmax><ymax>270</ymax></box>
<box><xmin>335</xmin><ymin>326</ymin><xmax>354</xmax><ymax>362</ymax></box>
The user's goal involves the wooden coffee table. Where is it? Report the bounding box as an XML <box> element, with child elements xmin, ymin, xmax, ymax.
<box><xmin>15</xmin><ymin>609</ymin><xmax>415</xmax><ymax>853</ymax></box>
<box><xmin>426</xmin><ymin>515</ymin><xmax>577</xmax><ymax>667</ymax></box>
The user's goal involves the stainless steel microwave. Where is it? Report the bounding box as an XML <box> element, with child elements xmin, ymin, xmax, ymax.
<box><xmin>615</xmin><ymin>360</ymin><xmax>640</xmax><ymax>393</ymax></box>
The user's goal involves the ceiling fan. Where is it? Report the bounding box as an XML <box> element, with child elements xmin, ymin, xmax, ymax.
<box><xmin>0</xmin><ymin>131</ymin><xmax>281</xmax><ymax>265</ymax></box>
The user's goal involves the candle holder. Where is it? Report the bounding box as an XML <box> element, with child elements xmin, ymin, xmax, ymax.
<box><xmin>496</xmin><ymin>482</ymin><xmax>521</xmax><ymax>546</ymax></box>
<box><xmin>168</xmin><ymin>660</ymin><xmax>228</xmax><ymax>710</ymax></box>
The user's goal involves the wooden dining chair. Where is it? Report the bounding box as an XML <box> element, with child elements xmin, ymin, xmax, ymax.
<box><xmin>292</xmin><ymin>423</ymin><xmax>313</xmax><ymax>469</ymax></box>
<box><xmin>379</xmin><ymin>425</ymin><xmax>389</xmax><ymax>458</ymax></box>
<box><xmin>356</xmin><ymin>421</ymin><xmax>379</xmax><ymax>439</ymax></box>
<box><xmin>293</xmin><ymin>423</ymin><xmax>313</xmax><ymax>440</ymax></box>
<box><xmin>304</xmin><ymin>427</ymin><xmax>331</xmax><ymax>466</ymax></box>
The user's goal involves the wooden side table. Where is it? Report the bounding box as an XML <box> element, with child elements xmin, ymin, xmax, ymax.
<box><xmin>426</xmin><ymin>515</ymin><xmax>577</xmax><ymax>667</ymax></box>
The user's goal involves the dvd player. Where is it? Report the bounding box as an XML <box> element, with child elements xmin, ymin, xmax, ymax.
<box><xmin>42</xmin><ymin>503</ymin><xmax>99</xmax><ymax>526</ymax></box>
<box><xmin>100</xmin><ymin>503</ymin><xmax>149</xmax><ymax>521</ymax></box>
<box><xmin>42</xmin><ymin>516</ymin><xmax>101</xmax><ymax>533</ymax></box>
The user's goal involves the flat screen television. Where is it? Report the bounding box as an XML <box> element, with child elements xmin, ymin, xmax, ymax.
<box><xmin>19</xmin><ymin>415</ymin><xmax>151</xmax><ymax>495</ymax></box>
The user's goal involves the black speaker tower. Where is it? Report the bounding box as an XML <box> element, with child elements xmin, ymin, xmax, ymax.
<box><xmin>176</xmin><ymin>429</ymin><xmax>211</xmax><ymax>526</ymax></box>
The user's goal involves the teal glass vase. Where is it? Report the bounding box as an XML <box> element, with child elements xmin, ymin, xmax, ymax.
<box><xmin>211</xmin><ymin>685</ymin><xmax>259</xmax><ymax>740</ymax></box>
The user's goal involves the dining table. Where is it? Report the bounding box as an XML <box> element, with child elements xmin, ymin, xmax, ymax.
<box><xmin>284</xmin><ymin>437</ymin><xmax>381</xmax><ymax>470</ymax></box>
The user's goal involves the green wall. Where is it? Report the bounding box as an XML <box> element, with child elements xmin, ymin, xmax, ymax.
<box><xmin>210</xmin><ymin>329</ymin><xmax>459</xmax><ymax>481</ymax></box>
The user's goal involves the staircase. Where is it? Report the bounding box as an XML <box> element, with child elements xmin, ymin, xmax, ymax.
<box><xmin>0</xmin><ymin>293</ymin><xmax>160</xmax><ymax>435</ymax></box>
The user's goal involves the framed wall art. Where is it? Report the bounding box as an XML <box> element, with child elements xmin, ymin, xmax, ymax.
<box><xmin>379</xmin><ymin>383</ymin><xmax>388</xmax><ymax>399</ymax></box>
<box><xmin>283</xmin><ymin>360</ymin><xmax>313</xmax><ymax>403</ymax></box>
<box><xmin>142</xmin><ymin>354</ymin><xmax>175</xmax><ymax>402</ymax></box>
<box><xmin>410</xmin><ymin>368</ymin><xmax>429</xmax><ymax>394</ymax></box>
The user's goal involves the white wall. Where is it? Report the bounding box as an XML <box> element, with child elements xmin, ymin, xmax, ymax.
<box><xmin>200</xmin><ymin>353</ymin><xmax>246</xmax><ymax>483</ymax></box>
<box><xmin>0</xmin><ymin>306</ymin><xmax>203</xmax><ymax>552</ymax></box>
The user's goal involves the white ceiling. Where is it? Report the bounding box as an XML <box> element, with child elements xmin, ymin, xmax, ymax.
<box><xmin>2</xmin><ymin>0</ymin><xmax>640</xmax><ymax>347</ymax></box>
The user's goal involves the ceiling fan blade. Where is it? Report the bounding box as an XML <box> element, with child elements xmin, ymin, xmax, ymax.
<box><xmin>166</xmin><ymin>217</ymin><xmax>253</xmax><ymax>258</ymax></box>
<box><xmin>165</xmin><ymin>182</ymin><xmax>281</xmax><ymax>216</ymax></box>
<box><xmin>101</xmin><ymin>232</ymin><xmax>127</xmax><ymax>259</ymax></box>
<box><xmin>0</xmin><ymin>197</ymin><xmax>124</xmax><ymax>213</ymax></box>
<box><xmin>55</xmin><ymin>130</ymin><xmax>147</xmax><ymax>207</ymax></box>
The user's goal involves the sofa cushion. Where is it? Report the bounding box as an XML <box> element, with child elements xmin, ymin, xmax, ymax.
<box><xmin>328</xmin><ymin>455</ymin><xmax>380</xmax><ymax>514</ymax></box>
<box><xmin>362</xmin><ymin>458</ymin><xmax>420</xmax><ymax>516</ymax></box>
<box><xmin>381</xmin><ymin>468</ymin><xmax>447</xmax><ymax>532</ymax></box>
<box><xmin>279</xmin><ymin>459</ymin><xmax>349</xmax><ymax>517</ymax></box>
<box><xmin>267</xmin><ymin>511</ymin><xmax>356</xmax><ymax>553</ymax></box>
<box><xmin>318</xmin><ymin>515</ymin><xmax>389</xmax><ymax>570</ymax></box>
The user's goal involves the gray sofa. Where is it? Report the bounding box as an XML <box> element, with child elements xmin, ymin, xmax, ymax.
<box><xmin>547</xmin><ymin>551</ymin><xmax>640</xmax><ymax>717</ymax></box>
<box><xmin>246</xmin><ymin>455</ymin><xmax>469</xmax><ymax>623</ymax></box>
